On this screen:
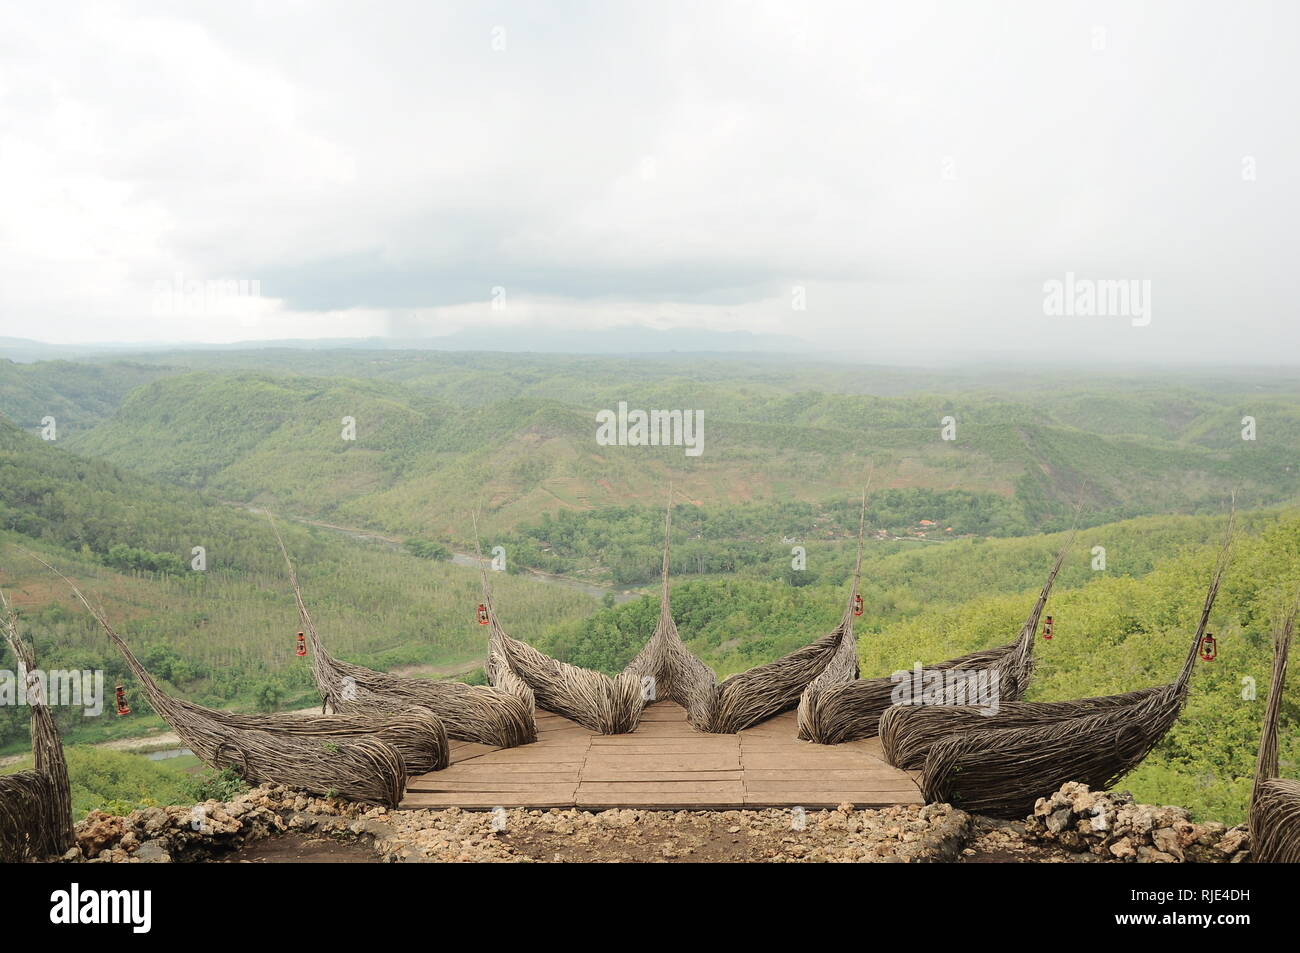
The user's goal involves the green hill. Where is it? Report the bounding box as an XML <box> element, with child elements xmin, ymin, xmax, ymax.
<box><xmin>27</xmin><ymin>362</ymin><xmax>1296</xmax><ymax>544</ymax></box>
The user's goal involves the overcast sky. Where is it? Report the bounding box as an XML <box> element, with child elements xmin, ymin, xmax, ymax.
<box><xmin>0</xmin><ymin>0</ymin><xmax>1295</xmax><ymax>362</ymax></box>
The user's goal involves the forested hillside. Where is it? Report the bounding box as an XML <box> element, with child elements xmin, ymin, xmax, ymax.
<box><xmin>0</xmin><ymin>355</ymin><xmax>1289</xmax><ymax>543</ymax></box>
<box><xmin>0</xmin><ymin>419</ymin><xmax>594</xmax><ymax>754</ymax></box>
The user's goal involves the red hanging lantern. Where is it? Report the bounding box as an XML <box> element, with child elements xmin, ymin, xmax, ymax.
<box><xmin>115</xmin><ymin>685</ymin><xmax>130</xmax><ymax>717</ymax></box>
<box><xmin>853</xmin><ymin>594</ymin><xmax>863</xmax><ymax>617</ymax></box>
<box><xmin>295</xmin><ymin>631</ymin><xmax>307</xmax><ymax>657</ymax></box>
<box><xmin>1042</xmin><ymin>615</ymin><xmax>1054</xmax><ymax>640</ymax></box>
<box><xmin>477</xmin><ymin>604</ymin><xmax>490</xmax><ymax>625</ymax></box>
<box><xmin>1200</xmin><ymin>633</ymin><xmax>1217</xmax><ymax>662</ymax></box>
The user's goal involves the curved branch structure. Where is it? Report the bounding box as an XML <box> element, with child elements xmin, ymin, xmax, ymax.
<box><xmin>908</xmin><ymin>521</ymin><xmax>1234</xmax><ymax>819</ymax></box>
<box><xmin>800</xmin><ymin>529</ymin><xmax>1075</xmax><ymax>744</ymax></box>
<box><xmin>624</xmin><ymin>487</ymin><xmax>873</xmax><ymax>733</ymax></box>
<box><xmin>880</xmin><ymin>686</ymin><xmax>1160</xmax><ymax>770</ymax></box>
<box><xmin>0</xmin><ymin>772</ymin><xmax>59</xmax><ymax>862</ymax></box>
<box><xmin>475</xmin><ymin>515</ymin><xmax>643</xmax><ymax>734</ymax></box>
<box><xmin>1249</xmin><ymin>591</ymin><xmax>1300</xmax><ymax>863</ymax></box>
<box><xmin>38</xmin><ymin>555</ymin><xmax>420</xmax><ymax>807</ymax></box>
<box><xmin>271</xmin><ymin>519</ymin><xmax>535</xmax><ymax>749</ymax></box>
<box><xmin>919</xmin><ymin>685</ymin><xmax>1187</xmax><ymax>818</ymax></box>
<box><xmin>622</xmin><ymin>493</ymin><xmax>720</xmax><ymax>729</ymax></box>
<box><xmin>0</xmin><ymin>587</ymin><xmax>74</xmax><ymax>861</ymax></box>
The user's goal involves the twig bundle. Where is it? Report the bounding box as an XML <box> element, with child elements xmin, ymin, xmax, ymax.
<box><xmin>34</xmin><ymin>553</ymin><xmax>409</xmax><ymax>807</ymax></box>
<box><xmin>912</xmin><ymin>518</ymin><xmax>1235</xmax><ymax>819</ymax></box>
<box><xmin>800</xmin><ymin>530</ymin><xmax>1074</xmax><ymax>743</ymax></box>
<box><xmin>880</xmin><ymin>686</ymin><xmax>1162</xmax><ymax>770</ymax></box>
<box><xmin>0</xmin><ymin>772</ymin><xmax>58</xmax><ymax>862</ymax></box>
<box><xmin>920</xmin><ymin>684</ymin><xmax>1187</xmax><ymax>818</ymax></box>
<box><xmin>473</xmin><ymin>514</ymin><xmax>643</xmax><ymax>734</ymax></box>
<box><xmin>1249</xmin><ymin>588</ymin><xmax>1300</xmax><ymax>863</ymax></box>
<box><xmin>622</xmin><ymin>499</ymin><xmax>720</xmax><ymax>729</ymax></box>
<box><xmin>795</xmin><ymin>487</ymin><xmax>869</xmax><ymax>739</ymax></box>
<box><xmin>271</xmin><ymin>518</ymin><xmax>535</xmax><ymax>748</ymax></box>
<box><xmin>624</xmin><ymin>487</ymin><xmax>871</xmax><ymax>733</ymax></box>
<box><xmin>0</xmin><ymin>586</ymin><xmax>74</xmax><ymax>861</ymax></box>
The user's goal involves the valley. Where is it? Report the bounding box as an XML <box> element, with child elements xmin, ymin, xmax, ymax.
<box><xmin>1</xmin><ymin>350</ymin><xmax>1298</xmax><ymax>826</ymax></box>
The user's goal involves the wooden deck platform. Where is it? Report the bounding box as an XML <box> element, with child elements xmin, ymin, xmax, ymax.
<box><xmin>400</xmin><ymin>702</ymin><xmax>923</xmax><ymax>811</ymax></box>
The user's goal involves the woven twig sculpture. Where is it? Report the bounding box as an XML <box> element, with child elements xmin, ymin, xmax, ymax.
<box><xmin>35</xmin><ymin>554</ymin><xmax>410</xmax><ymax>806</ymax></box>
<box><xmin>622</xmin><ymin>494</ymin><xmax>720</xmax><ymax>729</ymax></box>
<box><xmin>800</xmin><ymin>529</ymin><xmax>1075</xmax><ymax>744</ymax></box>
<box><xmin>474</xmin><ymin>513</ymin><xmax>644</xmax><ymax>734</ymax></box>
<box><xmin>270</xmin><ymin>519</ymin><xmax>535</xmax><ymax>749</ymax></box>
<box><xmin>711</xmin><ymin>487</ymin><xmax>872</xmax><ymax>734</ymax></box>
<box><xmin>882</xmin><ymin>512</ymin><xmax>1235</xmax><ymax>771</ymax></box>
<box><xmin>880</xmin><ymin>686</ymin><xmax>1161</xmax><ymax>770</ymax></box>
<box><xmin>0</xmin><ymin>772</ymin><xmax>59</xmax><ymax>863</ymax></box>
<box><xmin>1249</xmin><ymin>589</ymin><xmax>1300</xmax><ymax>863</ymax></box>
<box><xmin>622</xmin><ymin>488</ymin><xmax>872</xmax><ymax>733</ymax></box>
<box><xmin>914</xmin><ymin>526</ymin><xmax>1233</xmax><ymax>819</ymax></box>
<box><xmin>0</xmin><ymin>586</ymin><xmax>74</xmax><ymax>861</ymax></box>
<box><xmin>796</xmin><ymin>487</ymin><xmax>869</xmax><ymax>740</ymax></box>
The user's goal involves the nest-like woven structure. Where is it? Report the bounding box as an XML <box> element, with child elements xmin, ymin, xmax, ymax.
<box><xmin>44</xmin><ymin>559</ymin><xmax>413</xmax><ymax>807</ymax></box>
<box><xmin>0</xmin><ymin>772</ymin><xmax>60</xmax><ymax>862</ymax></box>
<box><xmin>794</xmin><ymin>529</ymin><xmax>865</xmax><ymax>741</ymax></box>
<box><xmin>919</xmin><ymin>688</ymin><xmax>1188</xmax><ymax>818</ymax></box>
<box><xmin>273</xmin><ymin>523</ymin><xmax>536</xmax><ymax>749</ymax></box>
<box><xmin>1249</xmin><ymin>596</ymin><xmax>1300</xmax><ymax>863</ymax></box>
<box><xmin>475</xmin><ymin>520</ymin><xmax>643</xmax><ymax>734</ymax></box>
<box><xmin>910</xmin><ymin>529</ymin><xmax>1233</xmax><ymax>819</ymax></box>
<box><xmin>485</xmin><ymin>614</ymin><xmax>644</xmax><ymax>734</ymax></box>
<box><xmin>470</xmin><ymin>491</ymin><xmax>869</xmax><ymax>737</ymax></box>
<box><xmin>1250</xmin><ymin>780</ymin><xmax>1300</xmax><ymax>863</ymax></box>
<box><xmin>880</xmin><ymin>685</ymin><xmax>1162</xmax><ymax>770</ymax></box>
<box><xmin>799</xmin><ymin>533</ymin><xmax>1073</xmax><ymax>744</ymax></box>
<box><xmin>621</xmin><ymin>530</ymin><xmax>723</xmax><ymax>729</ymax></box>
<box><xmin>0</xmin><ymin>587</ymin><xmax>74</xmax><ymax>862</ymax></box>
<box><xmin>623</xmin><ymin>491</ymin><xmax>868</xmax><ymax>734</ymax></box>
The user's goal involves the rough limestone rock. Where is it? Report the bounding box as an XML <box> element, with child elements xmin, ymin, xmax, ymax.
<box><xmin>76</xmin><ymin>811</ymin><xmax>126</xmax><ymax>859</ymax></box>
<box><xmin>61</xmin><ymin>779</ymin><xmax>1254</xmax><ymax>864</ymax></box>
<box><xmin>1026</xmin><ymin>782</ymin><xmax>1250</xmax><ymax>863</ymax></box>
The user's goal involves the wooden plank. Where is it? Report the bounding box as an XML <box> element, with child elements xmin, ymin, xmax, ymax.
<box><xmin>740</xmin><ymin>753</ymin><xmax>870</xmax><ymax>769</ymax></box>
<box><xmin>400</xmin><ymin>793</ymin><xmax>574</xmax><ymax>809</ymax></box>
<box><xmin>585</xmin><ymin>738</ymin><xmax>738</xmax><ymax>754</ymax></box>
<box><xmin>744</xmin><ymin>797</ymin><xmax>922</xmax><ymax>809</ymax></box>
<box><xmin>406</xmin><ymin>774</ymin><xmax>579</xmax><ymax>791</ymax></box>
<box><xmin>578</xmin><ymin>781</ymin><xmax>745</xmax><ymax>794</ymax></box>
<box><xmin>433</xmin><ymin>763</ymin><xmax>584</xmax><ymax>775</ymax></box>
<box><xmin>576</xmin><ymin>794</ymin><xmax>745</xmax><ymax>810</ymax></box>
<box><xmin>448</xmin><ymin>742</ymin><xmax>496</xmax><ymax>763</ymax></box>
<box><xmin>407</xmin><ymin>782</ymin><xmax>579</xmax><ymax>794</ymax></box>
<box><xmin>583</xmin><ymin>757</ymin><xmax>740</xmax><ymax>772</ymax></box>
<box><xmin>591</xmin><ymin>735</ymin><xmax>736</xmax><ymax>745</ymax></box>
<box><xmin>575</xmin><ymin>770</ymin><xmax>741</xmax><ymax>782</ymax></box>
<box><xmin>402</xmin><ymin>702</ymin><xmax>924</xmax><ymax>811</ymax></box>
<box><xmin>468</xmin><ymin>747</ymin><xmax>590</xmax><ymax>763</ymax></box>
<box><xmin>744</xmin><ymin>780</ymin><xmax>921</xmax><ymax>794</ymax></box>
<box><xmin>743</xmin><ymin>768</ymin><xmax>912</xmax><ymax>781</ymax></box>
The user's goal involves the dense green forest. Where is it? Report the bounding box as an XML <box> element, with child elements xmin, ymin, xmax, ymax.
<box><xmin>3</xmin><ymin>353</ymin><xmax>1297</xmax><ymax>544</ymax></box>
<box><xmin>1</xmin><ymin>353</ymin><xmax>1298</xmax><ymax>824</ymax></box>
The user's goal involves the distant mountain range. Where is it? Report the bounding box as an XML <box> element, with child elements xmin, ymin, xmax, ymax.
<box><xmin>0</xmin><ymin>327</ymin><xmax>816</xmax><ymax>362</ymax></box>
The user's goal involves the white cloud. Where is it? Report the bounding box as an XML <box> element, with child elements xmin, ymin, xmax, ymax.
<box><xmin>0</xmin><ymin>0</ymin><xmax>1296</xmax><ymax>362</ymax></box>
